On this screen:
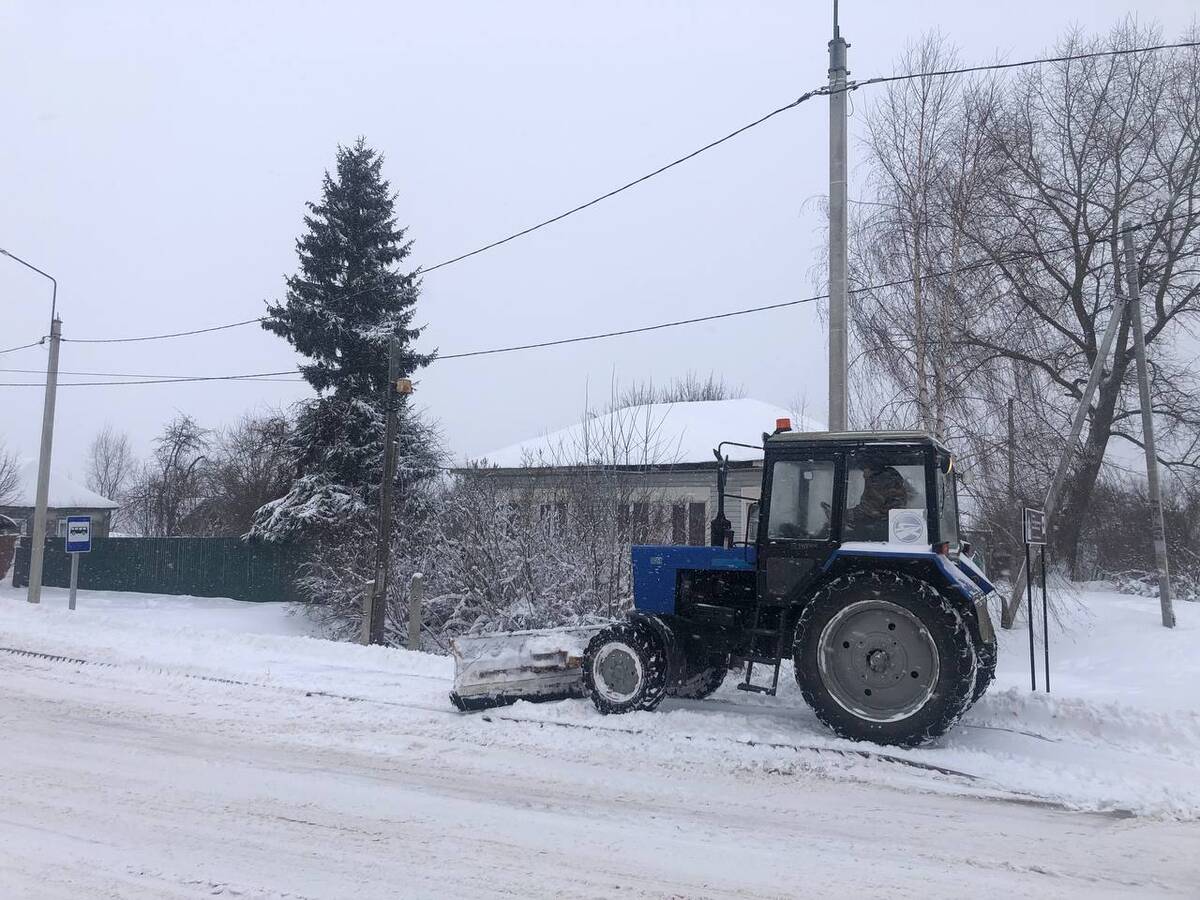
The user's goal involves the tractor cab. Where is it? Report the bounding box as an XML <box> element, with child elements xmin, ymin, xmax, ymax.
<box><xmin>755</xmin><ymin>430</ymin><xmax>963</xmax><ymax>607</ymax></box>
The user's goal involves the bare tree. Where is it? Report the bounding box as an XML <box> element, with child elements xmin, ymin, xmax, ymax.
<box><xmin>612</xmin><ymin>371</ymin><xmax>745</xmax><ymax>410</ymax></box>
<box><xmin>184</xmin><ymin>411</ymin><xmax>294</xmax><ymax>536</ymax></box>
<box><xmin>124</xmin><ymin>414</ymin><xmax>211</xmax><ymax>536</ymax></box>
<box><xmin>0</xmin><ymin>442</ymin><xmax>20</xmax><ymax>506</ymax></box>
<box><xmin>852</xmin><ymin>21</ymin><xmax>1200</xmax><ymax>574</ymax></box>
<box><xmin>86</xmin><ymin>425</ymin><xmax>136</xmax><ymax>530</ymax></box>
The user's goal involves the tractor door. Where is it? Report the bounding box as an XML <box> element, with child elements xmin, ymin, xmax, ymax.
<box><xmin>756</xmin><ymin>452</ymin><xmax>841</xmax><ymax>604</ymax></box>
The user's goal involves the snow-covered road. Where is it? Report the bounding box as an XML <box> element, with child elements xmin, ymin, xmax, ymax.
<box><xmin>1</xmin><ymin>587</ymin><xmax>1198</xmax><ymax>897</ymax></box>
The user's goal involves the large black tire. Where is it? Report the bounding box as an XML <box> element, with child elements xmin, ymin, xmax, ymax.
<box><xmin>582</xmin><ymin>621</ymin><xmax>669</xmax><ymax>714</ymax></box>
<box><xmin>667</xmin><ymin>663</ymin><xmax>727</xmax><ymax>700</ymax></box>
<box><xmin>971</xmin><ymin>639</ymin><xmax>997</xmax><ymax>704</ymax></box>
<box><xmin>794</xmin><ymin>570</ymin><xmax>977</xmax><ymax>747</ymax></box>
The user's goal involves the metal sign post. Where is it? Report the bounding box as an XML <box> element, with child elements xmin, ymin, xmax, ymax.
<box><xmin>64</xmin><ymin>515</ymin><xmax>92</xmax><ymax>610</ymax></box>
<box><xmin>1022</xmin><ymin>508</ymin><xmax>1047</xmax><ymax>692</ymax></box>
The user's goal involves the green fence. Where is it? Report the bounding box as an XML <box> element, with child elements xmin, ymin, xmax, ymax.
<box><xmin>12</xmin><ymin>537</ymin><xmax>305</xmax><ymax>603</ymax></box>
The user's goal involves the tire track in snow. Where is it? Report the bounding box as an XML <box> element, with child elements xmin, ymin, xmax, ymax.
<box><xmin>0</xmin><ymin>642</ymin><xmax>1114</xmax><ymax>815</ymax></box>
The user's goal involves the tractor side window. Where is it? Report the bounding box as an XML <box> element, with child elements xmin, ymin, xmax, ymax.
<box><xmin>767</xmin><ymin>459</ymin><xmax>835</xmax><ymax>541</ymax></box>
<box><xmin>937</xmin><ymin>458</ymin><xmax>959</xmax><ymax>547</ymax></box>
<box><xmin>843</xmin><ymin>452</ymin><xmax>927</xmax><ymax>543</ymax></box>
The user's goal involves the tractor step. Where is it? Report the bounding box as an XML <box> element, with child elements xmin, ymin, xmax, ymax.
<box><xmin>736</xmin><ymin>682</ymin><xmax>777</xmax><ymax>695</ymax></box>
<box><xmin>739</xmin><ymin>597</ymin><xmax>788</xmax><ymax>698</ymax></box>
<box><xmin>744</xmin><ymin>654</ymin><xmax>783</xmax><ymax>665</ymax></box>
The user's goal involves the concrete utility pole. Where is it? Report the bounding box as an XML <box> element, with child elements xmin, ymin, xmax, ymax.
<box><xmin>0</xmin><ymin>246</ymin><xmax>58</xmax><ymax>605</ymax></box>
<box><xmin>827</xmin><ymin>0</ymin><xmax>849</xmax><ymax>432</ymax></box>
<box><xmin>369</xmin><ymin>338</ymin><xmax>410</xmax><ymax>644</ymax></box>
<box><xmin>27</xmin><ymin>316</ymin><xmax>61</xmax><ymax>605</ymax></box>
<box><xmin>1002</xmin><ymin>284</ymin><xmax>1128</xmax><ymax>627</ymax></box>
<box><xmin>1122</xmin><ymin>231</ymin><xmax>1175</xmax><ymax>629</ymax></box>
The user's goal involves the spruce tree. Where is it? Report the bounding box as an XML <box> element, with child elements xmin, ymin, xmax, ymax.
<box><xmin>253</xmin><ymin>138</ymin><xmax>436</xmax><ymax>541</ymax></box>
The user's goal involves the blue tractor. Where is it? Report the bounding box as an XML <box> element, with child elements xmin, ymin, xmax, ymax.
<box><xmin>579</xmin><ymin>428</ymin><xmax>997</xmax><ymax>747</ymax></box>
<box><xmin>450</xmin><ymin>428</ymin><xmax>998</xmax><ymax>748</ymax></box>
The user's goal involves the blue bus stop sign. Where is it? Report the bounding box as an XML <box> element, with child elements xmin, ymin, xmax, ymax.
<box><xmin>65</xmin><ymin>515</ymin><xmax>92</xmax><ymax>553</ymax></box>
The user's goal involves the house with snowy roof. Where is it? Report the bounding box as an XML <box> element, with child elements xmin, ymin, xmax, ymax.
<box><xmin>0</xmin><ymin>459</ymin><xmax>120</xmax><ymax>540</ymax></box>
<box><xmin>465</xmin><ymin>398</ymin><xmax>822</xmax><ymax>546</ymax></box>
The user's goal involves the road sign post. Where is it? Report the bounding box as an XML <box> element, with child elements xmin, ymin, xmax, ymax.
<box><xmin>64</xmin><ymin>515</ymin><xmax>92</xmax><ymax>611</ymax></box>
<box><xmin>1022</xmin><ymin>508</ymin><xmax>1048</xmax><ymax>692</ymax></box>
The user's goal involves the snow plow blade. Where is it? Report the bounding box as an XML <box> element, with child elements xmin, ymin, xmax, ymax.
<box><xmin>449</xmin><ymin>626</ymin><xmax>605</xmax><ymax>712</ymax></box>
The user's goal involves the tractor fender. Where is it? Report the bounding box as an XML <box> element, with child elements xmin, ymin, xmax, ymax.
<box><xmin>626</xmin><ymin>611</ymin><xmax>688</xmax><ymax>686</ymax></box>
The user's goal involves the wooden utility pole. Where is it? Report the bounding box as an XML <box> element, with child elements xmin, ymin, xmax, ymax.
<box><xmin>368</xmin><ymin>338</ymin><xmax>412</xmax><ymax>644</ymax></box>
<box><xmin>1122</xmin><ymin>231</ymin><xmax>1175</xmax><ymax>629</ymax></box>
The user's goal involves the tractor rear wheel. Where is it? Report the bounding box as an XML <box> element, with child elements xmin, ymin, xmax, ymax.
<box><xmin>793</xmin><ymin>571</ymin><xmax>976</xmax><ymax>747</ymax></box>
<box><xmin>583</xmin><ymin>621</ymin><xmax>669</xmax><ymax>715</ymax></box>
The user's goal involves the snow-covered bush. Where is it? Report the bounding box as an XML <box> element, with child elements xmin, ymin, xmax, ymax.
<box><xmin>1107</xmin><ymin>564</ymin><xmax>1200</xmax><ymax>604</ymax></box>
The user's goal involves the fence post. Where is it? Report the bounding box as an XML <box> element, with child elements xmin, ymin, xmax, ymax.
<box><xmin>408</xmin><ymin>573</ymin><xmax>424</xmax><ymax>652</ymax></box>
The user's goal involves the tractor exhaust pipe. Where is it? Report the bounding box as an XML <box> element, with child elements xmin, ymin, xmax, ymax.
<box><xmin>711</xmin><ymin>448</ymin><xmax>733</xmax><ymax>548</ymax></box>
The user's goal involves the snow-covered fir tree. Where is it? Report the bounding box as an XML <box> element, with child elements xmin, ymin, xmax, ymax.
<box><xmin>252</xmin><ymin>138</ymin><xmax>437</xmax><ymax>541</ymax></box>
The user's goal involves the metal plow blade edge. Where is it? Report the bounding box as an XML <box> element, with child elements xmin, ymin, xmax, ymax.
<box><xmin>449</xmin><ymin>625</ymin><xmax>605</xmax><ymax>711</ymax></box>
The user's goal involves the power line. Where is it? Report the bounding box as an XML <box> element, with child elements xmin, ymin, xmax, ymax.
<box><xmin>61</xmin><ymin>317</ymin><xmax>264</xmax><ymax>345</ymax></box>
<box><xmin>0</xmin><ymin>338</ymin><xmax>45</xmax><ymax>356</ymax></box>
<box><xmin>0</xmin><ymin>370</ymin><xmax>302</xmax><ymax>387</ymax></box>
<box><xmin>0</xmin><ymin>366</ymin><xmax>304</xmax><ymax>381</ymax></box>
<box><xmin>419</xmin><ymin>88</ymin><xmax>829</xmax><ymax>274</ymax></box>
<box><xmin>417</xmin><ymin>40</ymin><xmax>1200</xmax><ymax>276</ymax></box>
<box><xmin>2</xmin><ymin>210</ymin><xmax>1193</xmax><ymax>388</ymax></box>
<box><xmin>847</xmin><ymin>39</ymin><xmax>1200</xmax><ymax>92</ymax></box>
<box><xmin>13</xmin><ymin>40</ymin><xmax>1200</xmax><ymax>353</ymax></box>
<box><xmin>0</xmin><ymin>223</ymin><xmax>1147</xmax><ymax>387</ymax></box>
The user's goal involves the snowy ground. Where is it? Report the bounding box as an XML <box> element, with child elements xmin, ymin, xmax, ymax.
<box><xmin>1</xmin><ymin>583</ymin><xmax>1197</xmax><ymax>897</ymax></box>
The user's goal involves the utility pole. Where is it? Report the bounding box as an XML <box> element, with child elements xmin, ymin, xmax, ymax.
<box><xmin>1122</xmin><ymin>231</ymin><xmax>1175</xmax><ymax>629</ymax></box>
<box><xmin>27</xmin><ymin>316</ymin><xmax>61</xmax><ymax>605</ymax></box>
<box><xmin>827</xmin><ymin>0</ymin><xmax>849</xmax><ymax>432</ymax></box>
<box><xmin>1002</xmin><ymin>284</ymin><xmax>1128</xmax><ymax>627</ymax></box>
<box><xmin>368</xmin><ymin>338</ymin><xmax>411</xmax><ymax>644</ymax></box>
<box><xmin>0</xmin><ymin>246</ymin><xmax>58</xmax><ymax>605</ymax></box>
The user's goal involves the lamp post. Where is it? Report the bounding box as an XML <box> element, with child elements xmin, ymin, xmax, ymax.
<box><xmin>0</xmin><ymin>246</ymin><xmax>60</xmax><ymax>605</ymax></box>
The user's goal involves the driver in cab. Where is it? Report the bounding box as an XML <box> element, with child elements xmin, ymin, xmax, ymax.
<box><xmin>845</xmin><ymin>458</ymin><xmax>910</xmax><ymax>542</ymax></box>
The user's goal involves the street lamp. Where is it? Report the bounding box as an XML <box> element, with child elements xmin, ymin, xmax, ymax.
<box><xmin>0</xmin><ymin>246</ymin><xmax>56</xmax><ymax>323</ymax></box>
<box><xmin>0</xmin><ymin>246</ymin><xmax>61</xmax><ymax>604</ymax></box>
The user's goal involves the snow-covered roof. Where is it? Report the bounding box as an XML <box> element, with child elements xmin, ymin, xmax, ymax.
<box><xmin>474</xmin><ymin>399</ymin><xmax>824</xmax><ymax>468</ymax></box>
<box><xmin>2</xmin><ymin>459</ymin><xmax>119</xmax><ymax>510</ymax></box>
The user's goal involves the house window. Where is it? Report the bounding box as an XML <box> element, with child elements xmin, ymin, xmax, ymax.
<box><xmin>55</xmin><ymin>519</ymin><xmax>68</xmax><ymax>538</ymax></box>
<box><xmin>631</xmin><ymin>502</ymin><xmax>651</xmax><ymax>543</ymax></box>
<box><xmin>671</xmin><ymin>504</ymin><xmax>687</xmax><ymax>545</ymax></box>
<box><xmin>616</xmin><ymin>502</ymin><xmax>630</xmax><ymax>540</ymax></box>
<box><xmin>687</xmin><ymin>501</ymin><xmax>706</xmax><ymax>546</ymax></box>
<box><xmin>539</xmin><ymin>502</ymin><xmax>568</xmax><ymax>534</ymax></box>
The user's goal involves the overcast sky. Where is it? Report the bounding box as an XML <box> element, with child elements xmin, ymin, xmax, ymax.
<box><xmin>2</xmin><ymin>0</ymin><xmax>1195</xmax><ymax>479</ymax></box>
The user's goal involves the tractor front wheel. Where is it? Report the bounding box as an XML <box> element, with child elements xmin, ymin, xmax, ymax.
<box><xmin>794</xmin><ymin>571</ymin><xmax>976</xmax><ymax>747</ymax></box>
<box><xmin>583</xmin><ymin>621</ymin><xmax>669</xmax><ymax>714</ymax></box>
